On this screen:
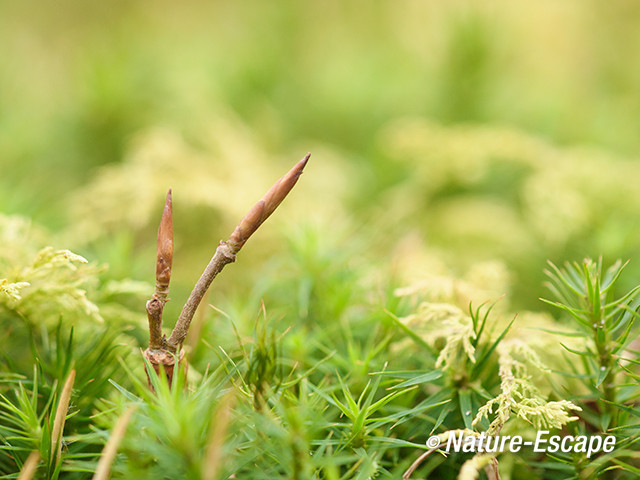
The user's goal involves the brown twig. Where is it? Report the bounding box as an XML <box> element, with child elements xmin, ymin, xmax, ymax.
<box><xmin>165</xmin><ymin>153</ymin><xmax>310</xmax><ymax>353</ymax></box>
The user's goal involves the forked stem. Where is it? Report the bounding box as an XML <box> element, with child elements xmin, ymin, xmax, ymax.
<box><xmin>165</xmin><ymin>153</ymin><xmax>310</xmax><ymax>353</ymax></box>
<box><xmin>143</xmin><ymin>153</ymin><xmax>310</xmax><ymax>382</ymax></box>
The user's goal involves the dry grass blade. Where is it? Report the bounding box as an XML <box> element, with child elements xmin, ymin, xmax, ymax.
<box><xmin>51</xmin><ymin>369</ymin><xmax>76</xmax><ymax>468</ymax></box>
<box><xmin>92</xmin><ymin>406</ymin><xmax>137</xmax><ymax>480</ymax></box>
<box><xmin>17</xmin><ymin>451</ymin><xmax>41</xmax><ymax>480</ymax></box>
<box><xmin>202</xmin><ymin>392</ymin><xmax>235</xmax><ymax>480</ymax></box>
<box><xmin>485</xmin><ymin>457</ymin><xmax>501</xmax><ymax>480</ymax></box>
<box><xmin>403</xmin><ymin>449</ymin><xmax>433</xmax><ymax>480</ymax></box>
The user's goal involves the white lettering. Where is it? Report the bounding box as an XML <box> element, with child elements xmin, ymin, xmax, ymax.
<box><xmin>510</xmin><ymin>436</ymin><xmax>523</xmax><ymax>453</ymax></box>
<box><xmin>447</xmin><ymin>431</ymin><xmax>463</xmax><ymax>451</ymax></box>
<box><xmin>602</xmin><ymin>436</ymin><xmax>616</xmax><ymax>453</ymax></box>
<box><xmin>586</xmin><ymin>436</ymin><xmax>603</xmax><ymax>458</ymax></box>
<box><xmin>534</xmin><ymin>430</ymin><xmax>549</xmax><ymax>453</ymax></box>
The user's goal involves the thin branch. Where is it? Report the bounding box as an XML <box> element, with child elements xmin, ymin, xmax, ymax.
<box><xmin>165</xmin><ymin>245</ymin><xmax>235</xmax><ymax>353</ymax></box>
<box><xmin>146</xmin><ymin>189</ymin><xmax>173</xmax><ymax>350</ymax></box>
<box><xmin>165</xmin><ymin>153</ymin><xmax>310</xmax><ymax>353</ymax></box>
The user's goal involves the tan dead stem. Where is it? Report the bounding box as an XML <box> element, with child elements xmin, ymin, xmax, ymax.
<box><xmin>51</xmin><ymin>369</ymin><xmax>75</xmax><ymax>468</ymax></box>
<box><xmin>92</xmin><ymin>406</ymin><xmax>137</xmax><ymax>480</ymax></box>
<box><xmin>17</xmin><ymin>451</ymin><xmax>40</xmax><ymax>480</ymax></box>
<box><xmin>202</xmin><ymin>392</ymin><xmax>235</xmax><ymax>480</ymax></box>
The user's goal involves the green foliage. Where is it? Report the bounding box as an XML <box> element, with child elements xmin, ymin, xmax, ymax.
<box><xmin>540</xmin><ymin>259</ymin><xmax>640</xmax><ymax>478</ymax></box>
<box><xmin>8</xmin><ymin>209</ymin><xmax>640</xmax><ymax>479</ymax></box>
<box><xmin>101</xmin><ymin>362</ymin><xmax>231</xmax><ymax>479</ymax></box>
<box><xmin>0</xmin><ymin>216</ymin><xmax>145</xmax><ymax>478</ymax></box>
<box><xmin>4</xmin><ymin>212</ymin><xmax>640</xmax><ymax>479</ymax></box>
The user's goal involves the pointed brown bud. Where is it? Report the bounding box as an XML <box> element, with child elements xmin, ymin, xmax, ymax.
<box><xmin>228</xmin><ymin>153</ymin><xmax>310</xmax><ymax>252</ymax></box>
<box><xmin>155</xmin><ymin>189</ymin><xmax>173</xmax><ymax>298</ymax></box>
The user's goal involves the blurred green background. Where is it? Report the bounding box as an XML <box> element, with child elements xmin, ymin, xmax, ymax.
<box><xmin>2</xmin><ymin>0</ymin><xmax>640</xmax><ymax>316</ymax></box>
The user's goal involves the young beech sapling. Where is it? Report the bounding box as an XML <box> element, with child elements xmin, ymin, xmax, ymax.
<box><xmin>143</xmin><ymin>153</ymin><xmax>310</xmax><ymax>386</ymax></box>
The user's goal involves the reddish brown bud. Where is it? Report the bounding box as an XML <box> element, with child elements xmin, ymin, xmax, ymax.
<box><xmin>147</xmin><ymin>189</ymin><xmax>173</xmax><ymax>350</ymax></box>
<box><xmin>155</xmin><ymin>189</ymin><xmax>173</xmax><ymax>297</ymax></box>
<box><xmin>228</xmin><ymin>153</ymin><xmax>310</xmax><ymax>252</ymax></box>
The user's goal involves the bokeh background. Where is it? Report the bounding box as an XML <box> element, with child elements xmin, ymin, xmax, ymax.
<box><xmin>3</xmin><ymin>0</ymin><xmax>640</xmax><ymax>320</ymax></box>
